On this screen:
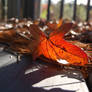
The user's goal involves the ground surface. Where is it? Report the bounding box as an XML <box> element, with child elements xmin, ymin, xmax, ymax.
<box><xmin>0</xmin><ymin>51</ymin><xmax>89</xmax><ymax>92</ymax></box>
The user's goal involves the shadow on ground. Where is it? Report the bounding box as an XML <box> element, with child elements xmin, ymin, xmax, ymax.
<box><xmin>0</xmin><ymin>52</ymin><xmax>84</xmax><ymax>92</ymax></box>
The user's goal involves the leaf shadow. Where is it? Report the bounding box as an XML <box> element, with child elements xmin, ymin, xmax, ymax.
<box><xmin>0</xmin><ymin>54</ymin><xmax>84</xmax><ymax>92</ymax></box>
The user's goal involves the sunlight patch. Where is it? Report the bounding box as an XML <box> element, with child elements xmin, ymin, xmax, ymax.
<box><xmin>57</xmin><ymin>59</ymin><xmax>69</xmax><ymax>64</ymax></box>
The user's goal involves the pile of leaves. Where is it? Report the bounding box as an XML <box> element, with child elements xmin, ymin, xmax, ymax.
<box><xmin>64</xmin><ymin>20</ymin><xmax>92</xmax><ymax>62</ymax></box>
<box><xmin>0</xmin><ymin>18</ymin><xmax>92</xmax><ymax>74</ymax></box>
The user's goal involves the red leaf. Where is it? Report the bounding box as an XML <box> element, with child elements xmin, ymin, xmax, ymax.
<box><xmin>33</xmin><ymin>23</ymin><xmax>88</xmax><ymax>66</ymax></box>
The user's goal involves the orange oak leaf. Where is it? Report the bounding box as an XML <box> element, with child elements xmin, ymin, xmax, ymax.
<box><xmin>33</xmin><ymin>23</ymin><xmax>88</xmax><ymax>66</ymax></box>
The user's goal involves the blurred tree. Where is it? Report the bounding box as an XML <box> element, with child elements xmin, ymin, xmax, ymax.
<box><xmin>89</xmin><ymin>8</ymin><xmax>92</xmax><ymax>21</ymax></box>
<box><xmin>76</xmin><ymin>5</ymin><xmax>87</xmax><ymax>22</ymax></box>
<box><xmin>63</xmin><ymin>3</ymin><xmax>74</xmax><ymax>20</ymax></box>
<box><xmin>50</xmin><ymin>3</ymin><xmax>61</xmax><ymax>19</ymax></box>
<box><xmin>40</xmin><ymin>0</ymin><xmax>91</xmax><ymax>22</ymax></box>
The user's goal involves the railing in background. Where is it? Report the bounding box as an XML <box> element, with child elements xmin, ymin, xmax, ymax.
<box><xmin>59</xmin><ymin>0</ymin><xmax>64</xmax><ymax>19</ymax></box>
<box><xmin>0</xmin><ymin>0</ymin><xmax>41</xmax><ymax>21</ymax></box>
<box><xmin>0</xmin><ymin>0</ymin><xmax>6</xmax><ymax>21</ymax></box>
<box><xmin>47</xmin><ymin>0</ymin><xmax>51</xmax><ymax>20</ymax></box>
<box><xmin>86</xmin><ymin>0</ymin><xmax>90</xmax><ymax>21</ymax></box>
<box><xmin>46</xmin><ymin>0</ymin><xmax>91</xmax><ymax>21</ymax></box>
<box><xmin>73</xmin><ymin>0</ymin><xmax>77</xmax><ymax>21</ymax></box>
<box><xmin>0</xmin><ymin>0</ymin><xmax>91</xmax><ymax>21</ymax></box>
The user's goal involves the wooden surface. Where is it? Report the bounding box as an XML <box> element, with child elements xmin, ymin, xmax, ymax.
<box><xmin>0</xmin><ymin>51</ymin><xmax>89</xmax><ymax>92</ymax></box>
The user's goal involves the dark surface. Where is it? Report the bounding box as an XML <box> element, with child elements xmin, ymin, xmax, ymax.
<box><xmin>8</xmin><ymin>0</ymin><xmax>22</xmax><ymax>18</ymax></box>
<box><xmin>0</xmin><ymin>51</ymin><xmax>88</xmax><ymax>92</ymax></box>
